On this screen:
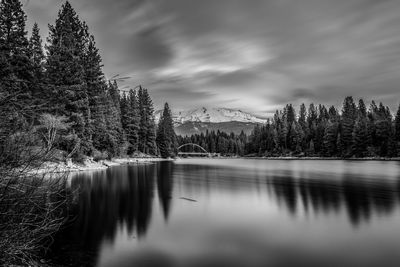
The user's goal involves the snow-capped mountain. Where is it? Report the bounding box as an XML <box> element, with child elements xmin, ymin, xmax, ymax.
<box><xmin>155</xmin><ymin>107</ymin><xmax>267</xmax><ymax>136</ymax></box>
<box><xmin>155</xmin><ymin>107</ymin><xmax>266</xmax><ymax>125</ymax></box>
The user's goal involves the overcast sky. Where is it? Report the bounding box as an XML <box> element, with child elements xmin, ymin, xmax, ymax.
<box><xmin>24</xmin><ymin>0</ymin><xmax>400</xmax><ymax>116</ymax></box>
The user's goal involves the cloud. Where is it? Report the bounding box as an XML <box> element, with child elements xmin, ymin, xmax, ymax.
<box><xmin>23</xmin><ymin>0</ymin><xmax>400</xmax><ymax>113</ymax></box>
<box><xmin>149</xmin><ymin>87</ymin><xmax>218</xmax><ymax>111</ymax></box>
<box><xmin>292</xmin><ymin>88</ymin><xmax>315</xmax><ymax>99</ymax></box>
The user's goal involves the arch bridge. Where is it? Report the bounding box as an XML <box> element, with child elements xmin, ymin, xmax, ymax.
<box><xmin>177</xmin><ymin>143</ymin><xmax>214</xmax><ymax>157</ymax></box>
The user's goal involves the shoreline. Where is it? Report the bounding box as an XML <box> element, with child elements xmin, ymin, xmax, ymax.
<box><xmin>244</xmin><ymin>156</ymin><xmax>400</xmax><ymax>161</ymax></box>
<box><xmin>179</xmin><ymin>156</ymin><xmax>400</xmax><ymax>161</ymax></box>
<box><xmin>33</xmin><ymin>156</ymin><xmax>400</xmax><ymax>174</ymax></box>
<box><xmin>33</xmin><ymin>157</ymin><xmax>172</xmax><ymax>174</ymax></box>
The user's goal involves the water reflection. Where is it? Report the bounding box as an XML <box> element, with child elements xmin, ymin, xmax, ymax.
<box><xmin>174</xmin><ymin>161</ymin><xmax>400</xmax><ymax>227</ymax></box>
<box><xmin>269</xmin><ymin>174</ymin><xmax>400</xmax><ymax>226</ymax></box>
<box><xmin>72</xmin><ymin>165</ymin><xmax>154</xmax><ymax>239</ymax></box>
<box><xmin>48</xmin><ymin>160</ymin><xmax>400</xmax><ymax>267</ymax></box>
<box><xmin>49</xmin><ymin>163</ymin><xmax>172</xmax><ymax>266</ymax></box>
<box><xmin>157</xmin><ymin>162</ymin><xmax>174</xmax><ymax>220</ymax></box>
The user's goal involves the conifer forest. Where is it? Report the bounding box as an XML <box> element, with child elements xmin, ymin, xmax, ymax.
<box><xmin>179</xmin><ymin>98</ymin><xmax>400</xmax><ymax>158</ymax></box>
<box><xmin>0</xmin><ymin>1</ymin><xmax>177</xmax><ymax>162</ymax></box>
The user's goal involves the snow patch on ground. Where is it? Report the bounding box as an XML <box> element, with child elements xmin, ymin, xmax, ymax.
<box><xmin>32</xmin><ymin>157</ymin><xmax>171</xmax><ymax>174</ymax></box>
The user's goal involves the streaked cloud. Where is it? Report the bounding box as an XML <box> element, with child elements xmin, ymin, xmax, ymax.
<box><xmin>24</xmin><ymin>0</ymin><xmax>400</xmax><ymax>116</ymax></box>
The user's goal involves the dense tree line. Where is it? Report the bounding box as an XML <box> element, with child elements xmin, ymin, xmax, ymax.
<box><xmin>0</xmin><ymin>0</ymin><xmax>176</xmax><ymax>160</ymax></box>
<box><xmin>178</xmin><ymin>97</ymin><xmax>399</xmax><ymax>158</ymax></box>
<box><xmin>247</xmin><ymin>97</ymin><xmax>400</xmax><ymax>158</ymax></box>
<box><xmin>177</xmin><ymin>130</ymin><xmax>247</xmax><ymax>156</ymax></box>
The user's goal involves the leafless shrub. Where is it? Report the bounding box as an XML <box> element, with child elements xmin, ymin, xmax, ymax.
<box><xmin>0</xmin><ymin>174</ymin><xmax>70</xmax><ymax>265</ymax></box>
<box><xmin>0</xmin><ymin>91</ymin><xmax>71</xmax><ymax>266</ymax></box>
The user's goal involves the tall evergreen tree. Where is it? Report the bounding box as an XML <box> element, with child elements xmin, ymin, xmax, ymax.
<box><xmin>298</xmin><ymin>103</ymin><xmax>307</xmax><ymax>127</ymax></box>
<box><xmin>358</xmin><ymin>99</ymin><xmax>367</xmax><ymax>118</ymax></box>
<box><xmin>394</xmin><ymin>104</ymin><xmax>400</xmax><ymax>156</ymax></box>
<box><xmin>395</xmin><ymin>104</ymin><xmax>400</xmax><ymax>142</ymax></box>
<box><xmin>126</xmin><ymin>90</ymin><xmax>140</xmax><ymax>153</ymax></box>
<box><xmin>28</xmin><ymin>23</ymin><xmax>44</xmax><ymax>80</ymax></box>
<box><xmin>340</xmin><ymin>96</ymin><xmax>357</xmax><ymax>156</ymax></box>
<box><xmin>352</xmin><ymin>116</ymin><xmax>368</xmax><ymax>157</ymax></box>
<box><xmin>27</xmin><ymin>22</ymin><xmax>45</xmax><ymax>105</ymax></box>
<box><xmin>101</xmin><ymin>82</ymin><xmax>123</xmax><ymax>155</ymax></box>
<box><xmin>374</xmin><ymin>103</ymin><xmax>391</xmax><ymax>156</ymax></box>
<box><xmin>120</xmin><ymin>92</ymin><xmax>129</xmax><ymax>129</ymax></box>
<box><xmin>45</xmin><ymin>1</ymin><xmax>91</xmax><ymax>154</ymax></box>
<box><xmin>104</xmin><ymin>89</ymin><xmax>123</xmax><ymax>156</ymax></box>
<box><xmin>307</xmin><ymin>103</ymin><xmax>318</xmax><ymax>146</ymax></box>
<box><xmin>138</xmin><ymin>86</ymin><xmax>156</xmax><ymax>154</ymax></box>
<box><xmin>0</xmin><ymin>0</ymin><xmax>31</xmax><ymax>83</ymax></box>
<box><xmin>323</xmin><ymin>120</ymin><xmax>338</xmax><ymax>156</ymax></box>
<box><xmin>82</xmin><ymin>32</ymin><xmax>105</xmax><ymax>146</ymax></box>
<box><xmin>109</xmin><ymin>80</ymin><xmax>121</xmax><ymax>111</ymax></box>
<box><xmin>0</xmin><ymin>0</ymin><xmax>34</xmax><ymax>122</ymax></box>
<box><xmin>156</xmin><ymin>103</ymin><xmax>177</xmax><ymax>158</ymax></box>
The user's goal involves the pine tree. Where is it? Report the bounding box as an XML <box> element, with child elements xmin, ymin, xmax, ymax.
<box><xmin>138</xmin><ymin>87</ymin><xmax>146</xmax><ymax>152</ymax></box>
<box><xmin>0</xmin><ymin>0</ymin><xmax>31</xmax><ymax>83</ymax></box>
<box><xmin>315</xmin><ymin>106</ymin><xmax>328</xmax><ymax>153</ymax></box>
<box><xmin>309</xmin><ymin>139</ymin><xmax>315</xmax><ymax>155</ymax></box>
<box><xmin>101</xmin><ymin>82</ymin><xmax>123</xmax><ymax>156</ymax></box>
<box><xmin>91</xmin><ymin>89</ymin><xmax>107</xmax><ymax>151</ymax></box>
<box><xmin>352</xmin><ymin>116</ymin><xmax>368</xmax><ymax>157</ymax></box>
<box><xmin>299</xmin><ymin>104</ymin><xmax>306</xmax><ymax>127</ymax></box>
<box><xmin>307</xmin><ymin>103</ymin><xmax>318</xmax><ymax>144</ymax></box>
<box><xmin>288</xmin><ymin>122</ymin><xmax>299</xmax><ymax>152</ymax></box>
<box><xmin>91</xmin><ymin>83</ymin><xmax>123</xmax><ymax>157</ymax></box>
<box><xmin>27</xmin><ymin>22</ymin><xmax>45</xmax><ymax>106</ymax></box>
<box><xmin>298</xmin><ymin>103</ymin><xmax>307</xmax><ymax>150</ymax></box>
<box><xmin>120</xmin><ymin>92</ymin><xmax>129</xmax><ymax>129</ymax></box>
<box><xmin>145</xmin><ymin>90</ymin><xmax>157</xmax><ymax>155</ymax></box>
<box><xmin>395</xmin><ymin>104</ymin><xmax>400</xmax><ymax>156</ymax></box>
<box><xmin>28</xmin><ymin>23</ymin><xmax>44</xmax><ymax>81</ymax></box>
<box><xmin>336</xmin><ymin>133</ymin><xmax>343</xmax><ymax>155</ymax></box>
<box><xmin>323</xmin><ymin>120</ymin><xmax>338</xmax><ymax>156</ymax></box>
<box><xmin>0</xmin><ymin>0</ymin><xmax>34</xmax><ymax>121</ymax></box>
<box><xmin>280</xmin><ymin>119</ymin><xmax>289</xmax><ymax>152</ymax></box>
<box><xmin>105</xmin><ymin>90</ymin><xmax>123</xmax><ymax>156</ymax></box>
<box><xmin>156</xmin><ymin>103</ymin><xmax>177</xmax><ymax>158</ymax></box>
<box><xmin>109</xmin><ymin>80</ymin><xmax>121</xmax><ymax>111</ymax></box>
<box><xmin>358</xmin><ymin>99</ymin><xmax>367</xmax><ymax>118</ymax></box>
<box><xmin>45</xmin><ymin>1</ymin><xmax>91</xmax><ymax>154</ymax></box>
<box><xmin>82</xmin><ymin>32</ymin><xmax>106</xmax><ymax>148</ymax></box>
<box><xmin>126</xmin><ymin>90</ymin><xmax>140</xmax><ymax>153</ymax></box>
<box><xmin>138</xmin><ymin>86</ymin><xmax>156</xmax><ymax>154</ymax></box>
<box><xmin>375</xmin><ymin>103</ymin><xmax>391</xmax><ymax>157</ymax></box>
<box><xmin>340</xmin><ymin>96</ymin><xmax>357</xmax><ymax>157</ymax></box>
<box><xmin>285</xmin><ymin>104</ymin><xmax>296</xmax><ymax>125</ymax></box>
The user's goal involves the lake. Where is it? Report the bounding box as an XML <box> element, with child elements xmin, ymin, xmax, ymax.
<box><xmin>49</xmin><ymin>159</ymin><xmax>400</xmax><ymax>267</ymax></box>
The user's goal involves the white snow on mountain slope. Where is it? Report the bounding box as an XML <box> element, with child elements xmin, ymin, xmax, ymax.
<box><xmin>155</xmin><ymin>107</ymin><xmax>267</xmax><ymax>124</ymax></box>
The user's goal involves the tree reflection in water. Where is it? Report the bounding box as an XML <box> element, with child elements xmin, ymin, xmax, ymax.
<box><xmin>49</xmin><ymin>162</ymin><xmax>173</xmax><ymax>266</ymax></box>
<box><xmin>47</xmin><ymin>160</ymin><xmax>400</xmax><ymax>266</ymax></box>
<box><xmin>267</xmin><ymin>172</ymin><xmax>400</xmax><ymax>226</ymax></box>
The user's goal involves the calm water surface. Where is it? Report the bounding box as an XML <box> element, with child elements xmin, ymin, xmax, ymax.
<box><xmin>50</xmin><ymin>159</ymin><xmax>400</xmax><ymax>267</ymax></box>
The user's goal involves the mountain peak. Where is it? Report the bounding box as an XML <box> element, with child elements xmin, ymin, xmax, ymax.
<box><xmin>155</xmin><ymin>107</ymin><xmax>266</xmax><ymax>124</ymax></box>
